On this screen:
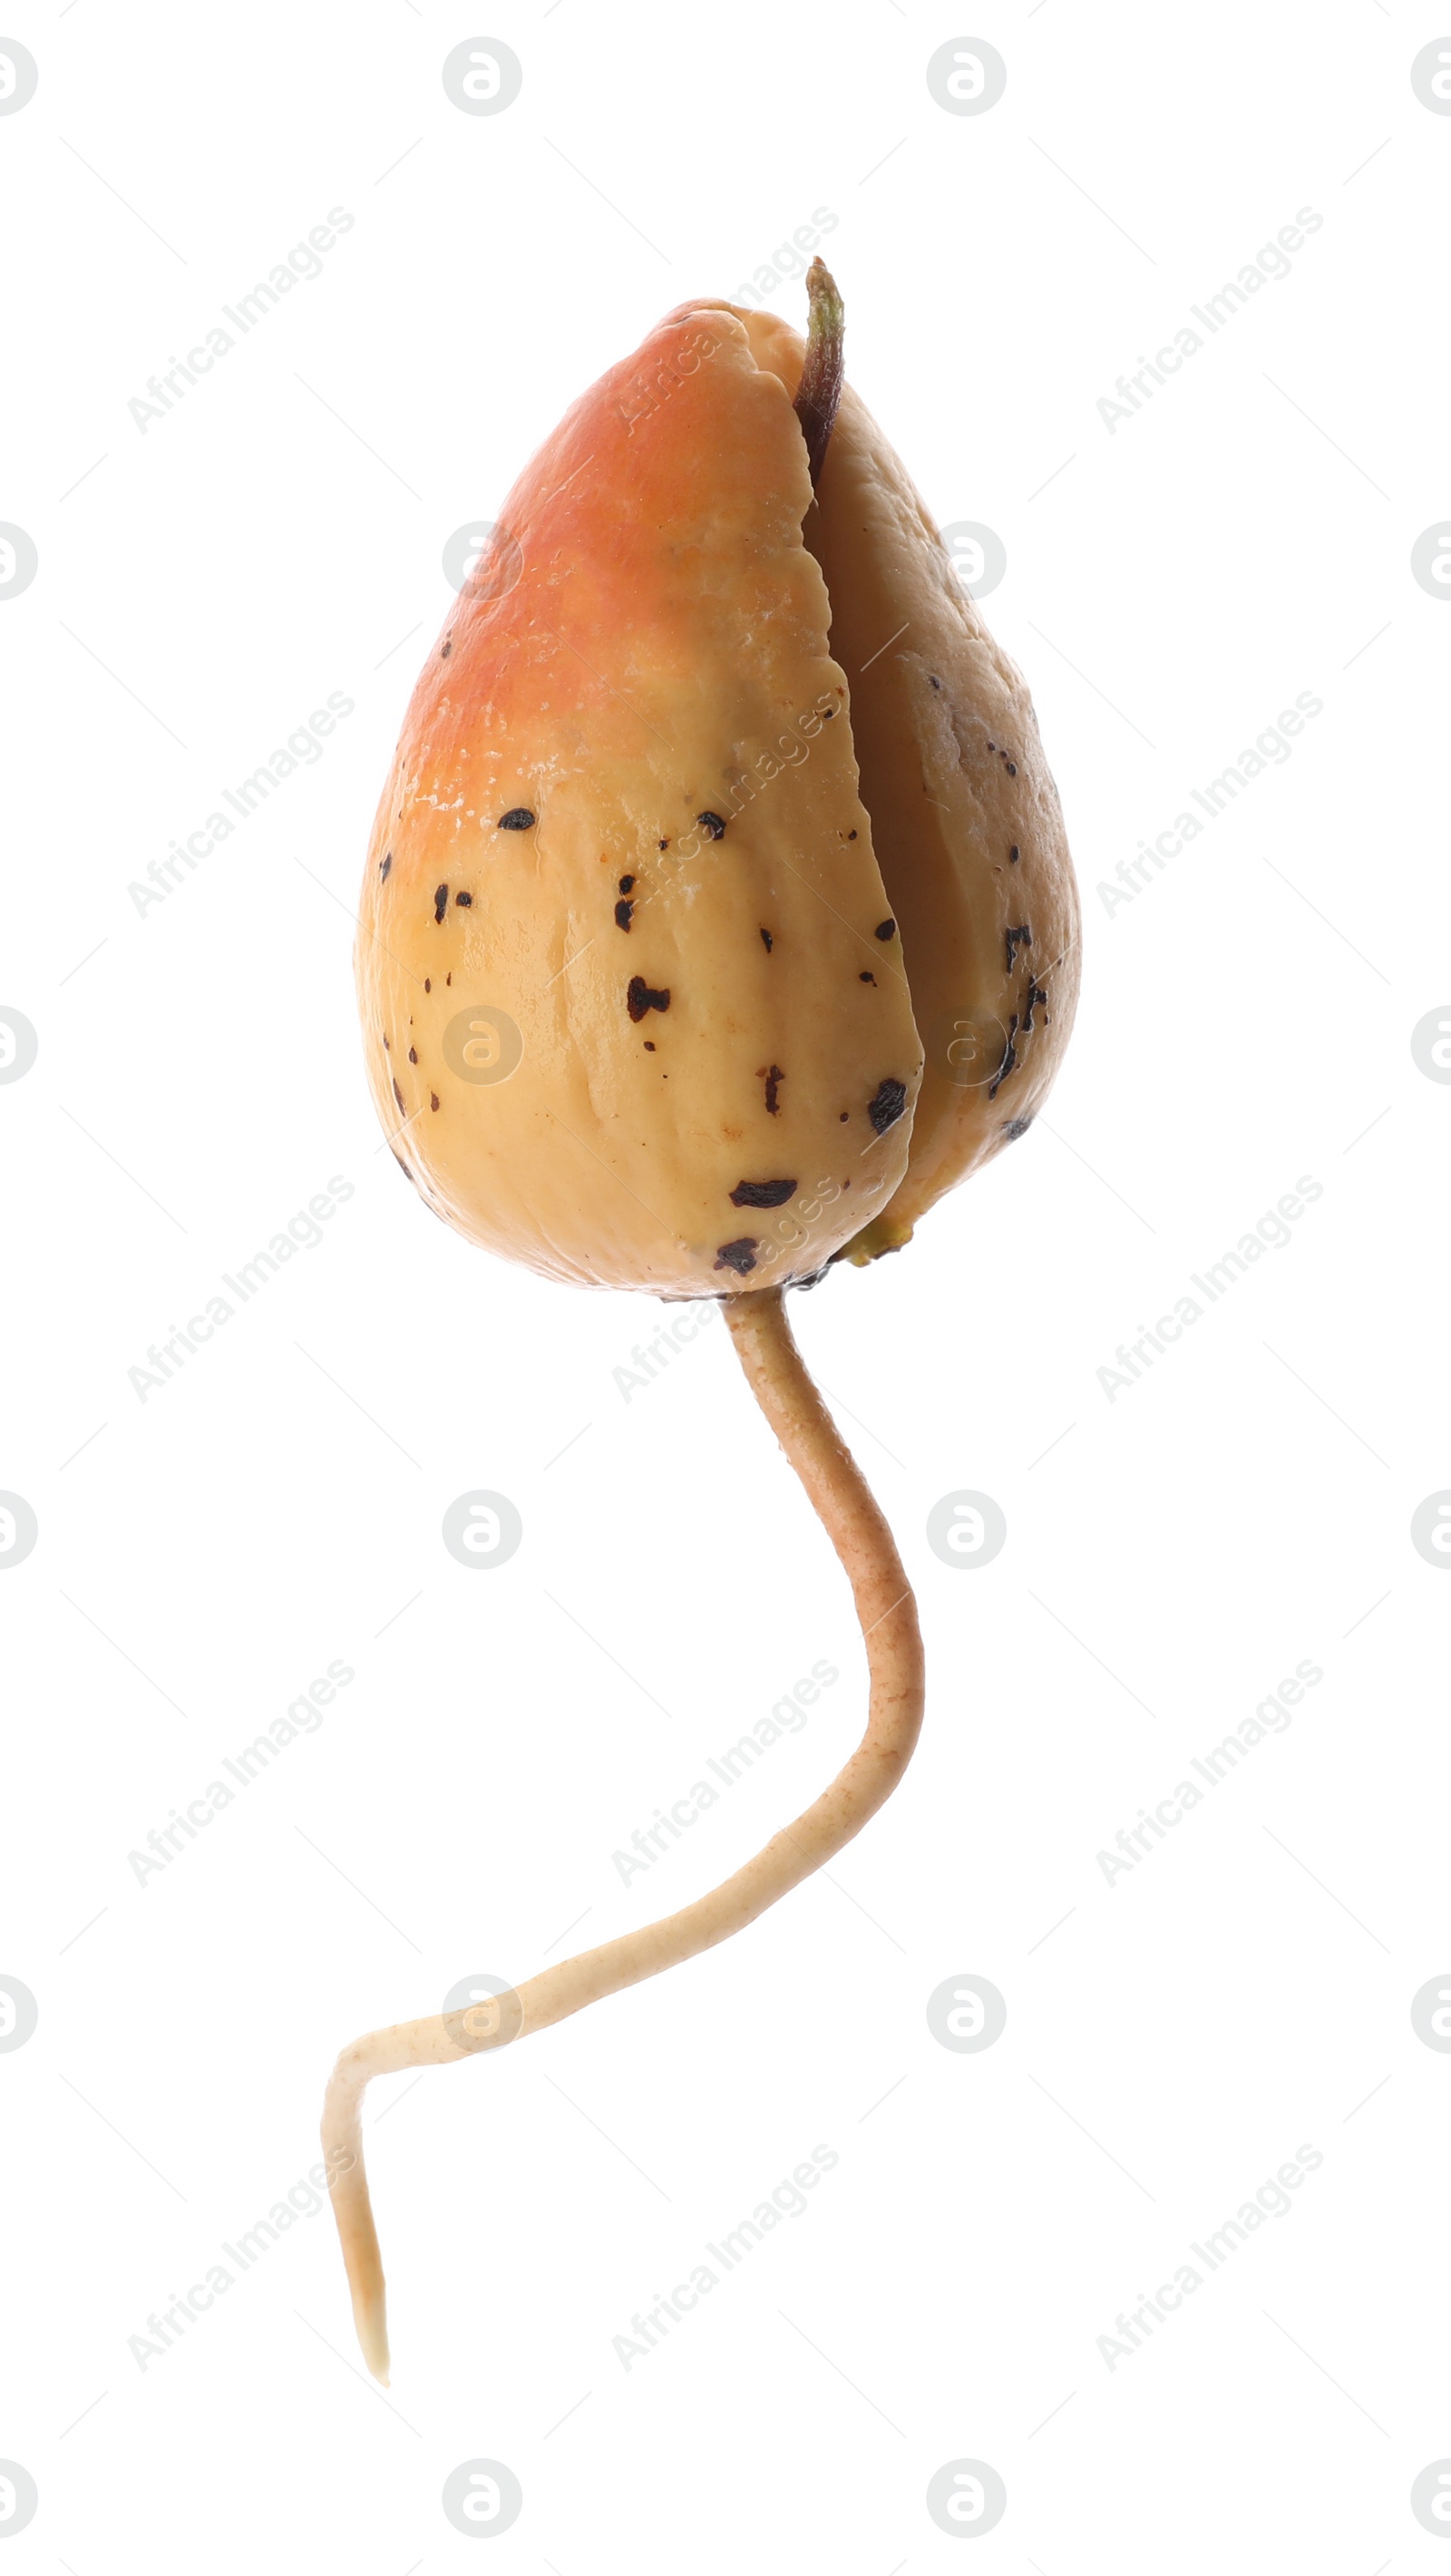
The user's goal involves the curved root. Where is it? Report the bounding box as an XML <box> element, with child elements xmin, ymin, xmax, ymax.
<box><xmin>321</xmin><ymin>1283</ymin><xmax>926</xmax><ymax>2380</ymax></box>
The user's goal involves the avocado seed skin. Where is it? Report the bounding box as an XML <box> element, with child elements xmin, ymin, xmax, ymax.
<box><xmin>357</xmin><ymin>293</ymin><xmax>1077</xmax><ymax>1288</ymax></box>
<box><xmin>355</xmin><ymin>307</ymin><xmax>923</xmax><ymax>1300</ymax></box>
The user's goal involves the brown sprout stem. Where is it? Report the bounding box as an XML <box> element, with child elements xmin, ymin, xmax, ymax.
<box><xmin>321</xmin><ymin>1282</ymin><xmax>925</xmax><ymax>2382</ymax></box>
<box><xmin>794</xmin><ymin>257</ymin><xmax>845</xmax><ymax>493</ymax></box>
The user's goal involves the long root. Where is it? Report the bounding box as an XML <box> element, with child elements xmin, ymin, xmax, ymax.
<box><xmin>322</xmin><ymin>1283</ymin><xmax>925</xmax><ymax>2380</ymax></box>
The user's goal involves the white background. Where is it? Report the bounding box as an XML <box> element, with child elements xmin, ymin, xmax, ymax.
<box><xmin>3</xmin><ymin>2</ymin><xmax>1449</xmax><ymax>2567</ymax></box>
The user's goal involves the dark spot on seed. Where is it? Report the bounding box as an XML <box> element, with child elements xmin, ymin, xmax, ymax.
<box><xmin>1021</xmin><ymin>977</ymin><xmax>1049</xmax><ymax>1032</ymax></box>
<box><xmin>839</xmin><ymin>1111</ymin><xmax>849</xmax><ymax>1122</ymax></box>
<box><xmin>763</xmin><ymin>1064</ymin><xmax>784</xmax><ymax>1116</ymax></box>
<box><xmin>433</xmin><ymin>885</ymin><xmax>448</xmax><ymax>923</ymax></box>
<box><xmin>868</xmin><ymin>1078</ymin><xmax>907</xmax><ymax>1134</ymax></box>
<box><xmin>875</xmin><ymin>919</ymin><xmax>895</xmax><ymax>941</ymax></box>
<box><xmin>1006</xmin><ymin>761</ymin><xmax>1018</xmax><ymax>777</ymax></box>
<box><xmin>627</xmin><ymin>975</ymin><xmax>670</xmax><ymax>1021</ymax></box>
<box><xmin>657</xmin><ymin>838</ymin><xmax>668</xmax><ymax>851</ymax></box>
<box><xmin>446</xmin><ymin>972</ymin><xmax>452</xmax><ymax>985</ymax></box>
<box><xmin>455</xmin><ymin>891</ymin><xmax>472</xmax><ymax>908</ymax></box>
<box><xmin>714</xmin><ymin>1238</ymin><xmax>758</xmax><ymax>1275</ymax></box>
<box><xmin>1006</xmin><ymin>924</ymin><xmax>1032</xmax><ymax>971</ymax></box>
<box><xmin>615</xmin><ymin>900</ymin><xmax>634</xmax><ymax>931</ymax></box>
<box><xmin>1002</xmin><ymin>1116</ymin><xmax>1034</xmax><ymax>1140</ymax></box>
<box><xmin>644</xmin><ymin>1039</ymin><xmax>656</xmax><ymax>1051</ymax></box>
<box><xmin>618</xmin><ymin>875</ymin><xmax>635</xmax><ymax>894</ymax></box>
<box><xmin>424</xmin><ymin>979</ymin><xmax>431</xmax><ymax>993</ymax></box>
<box><xmin>430</xmin><ymin>1091</ymin><xmax>440</xmax><ymax>1111</ymax></box>
<box><xmin>408</xmin><ymin>1047</ymin><xmax>417</xmax><ymax>1065</ymax></box>
<box><xmin>499</xmin><ymin>808</ymin><xmax>535</xmax><ymax>831</ymax></box>
<box><xmin>383</xmin><ymin>1033</ymin><xmax>390</xmax><ymax>1050</ymax></box>
<box><xmin>930</xmin><ymin>675</ymin><xmax>941</xmax><ymax>690</ymax></box>
<box><xmin>1009</xmin><ymin>844</ymin><xmax>1020</xmax><ymax>863</ymax></box>
<box><xmin>988</xmin><ymin>1017</ymin><xmax>1019</xmax><ymax>1099</ymax></box>
<box><xmin>760</xmin><ymin>927</ymin><xmax>774</xmax><ymax>951</ymax></box>
<box><xmin>860</xmin><ymin>971</ymin><xmax>876</xmax><ymax>984</ymax></box>
<box><xmin>697</xmin><ymin>812</ymin><xmax>726</xmax><ymax>840</ymax></box>
<box><xmin>441</xmin><ymin>639</ymin><xmax>452</xmax><ymax>659</ymax></box>
<box><xmin>380</xmin><ymin>852</ymin><xmax>392</xmax><ymax>880</ymax></box>
<box><xmin>391</xmin><ymin>1078</ymin><xmax>406</xmax><ymax>1113</ymax></box>
<box><xmin>847</xmin><ymin>828</ymin><xmax>858</xmax><ymax>839</ymax></box>
<box><xmin>987</xmin><ymin>741</ymin><xmax>996</xmax><ymax>753</ymax></box>
<box><xmin>729</xmin><ymin>1178</ymin><xmax>798</xmax><ymax>1209</ymax></box>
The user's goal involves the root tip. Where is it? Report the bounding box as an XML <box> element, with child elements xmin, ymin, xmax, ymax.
<box><xmin>355</xmin><ymin>2299</ymin><xmax>392</xmax><ymax>2385</ymax></box>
